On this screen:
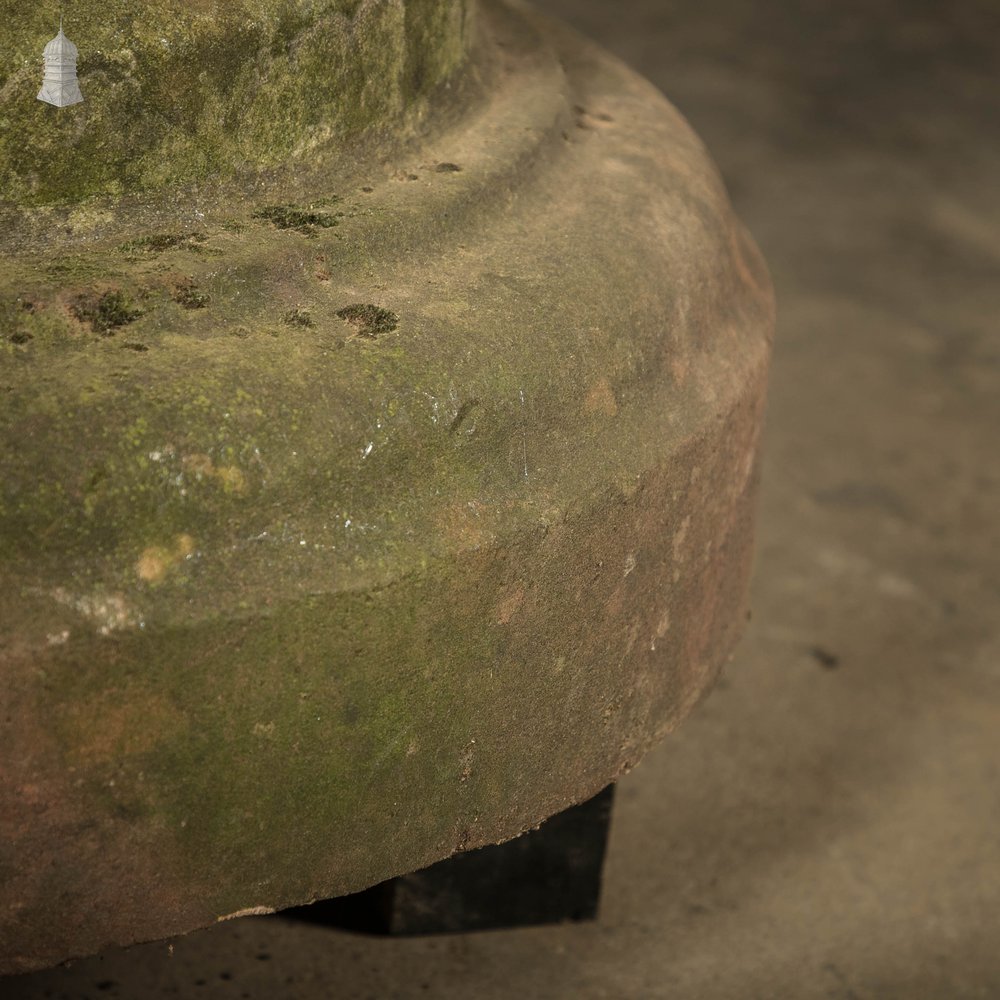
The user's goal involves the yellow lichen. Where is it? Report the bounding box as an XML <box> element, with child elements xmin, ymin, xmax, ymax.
<box><xmin>136</xmin><ymin>533</ymin><xmax>196</xmax><ymax>583</ymax></box>
<box><xmin>136</xmin><ymin>546</ymin><xmax>172</xmax><ymax>583</ymax></box>
<box><xmin>182</xmin><ymin>454</ymin><xmax>248</xmax><ymax>495</ymax></box>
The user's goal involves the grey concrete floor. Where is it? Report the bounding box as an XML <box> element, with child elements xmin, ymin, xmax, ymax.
<box><xmin>7</xmin><ymin>0</ymin><xmax>1000</xmax><ymax>996</ymax></box>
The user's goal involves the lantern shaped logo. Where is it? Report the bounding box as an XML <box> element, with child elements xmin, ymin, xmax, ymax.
<box><xmin>37</xmin><ymin>19</ymin><xmax>84</xmax><ymax>108</ymax></box>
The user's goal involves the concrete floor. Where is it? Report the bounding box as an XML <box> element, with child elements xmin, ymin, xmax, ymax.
<box><xmin>7</xmin><ymin>0</ymin><xmax>1000</xmax><ymax>996</ymax></box>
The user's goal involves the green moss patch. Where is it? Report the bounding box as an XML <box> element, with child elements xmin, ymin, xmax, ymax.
<box><xmin>336</xmin><ymin>304</ymin><xmax>399</xmax><ymax>338</ymax></box>
<box><xmin>252</xmin><ymin>204</ymin><xmax>342</xmax><ymax>237</ymax></box>
<box><xmin>118</xmin><ymin>234</ymin><xmax>209</xmax><ymax>257</ymax></box>
<box><xmin>1</xmin><ymin>297</ymin><xmax>36</xmax><ymax>345</ymax></box>
<box><xmin>71</xmin><ymin>289</ymin><xmax>144</xmax><ymax>334</ymax></box>
<box><xmin>172</xmin><ymin>281</ymin><xmax>211</xmax><ymax>310</ymax></box>
<box><xmin>283</xmin><ymin>308</ymin><xmax>314</xmax><ymax>328</ymax></box>
<box><xmin>0</xmin><ymin>2</ymin><xmax>475</xmax><ymax>206</ymax></box>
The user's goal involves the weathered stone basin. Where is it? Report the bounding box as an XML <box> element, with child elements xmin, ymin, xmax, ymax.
<box><xmin>0</xmin><ymin>0</ymin><xmax>773</xmax><ymax>973</ymax></box>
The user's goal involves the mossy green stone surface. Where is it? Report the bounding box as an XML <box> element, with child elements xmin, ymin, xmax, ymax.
<box><xmin>0</xmin><ymin>0</ymin><xmax>773</xmax><ymax>973</ymax></box>
<box><xmin>0</xmin><ymin>0</ymin><xmax>473</xmax><ymax>204</ymax></box>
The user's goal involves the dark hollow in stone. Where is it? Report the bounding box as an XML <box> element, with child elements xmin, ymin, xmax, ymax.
<box><xmin>810</xmin><ymin>646</ymin><xmax>841</xmax><ymax>670</ymax></box>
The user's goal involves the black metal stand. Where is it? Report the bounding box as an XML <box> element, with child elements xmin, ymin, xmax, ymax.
<box><xmin>286</xmin><ymin>784</ymin><xmax>616</xmax><ymax>934</ymax></box>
